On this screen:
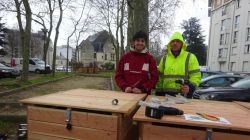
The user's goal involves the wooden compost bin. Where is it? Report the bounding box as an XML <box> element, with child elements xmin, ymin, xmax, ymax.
<box><xmin>20</xmin><ymin>89</ymin><xmax>146</xmax><ymax>140</ymax></box>
<box><xmin>133</xmin><ymin>96</ymin><xmax>250</xmax><ymax>140</ymax></box>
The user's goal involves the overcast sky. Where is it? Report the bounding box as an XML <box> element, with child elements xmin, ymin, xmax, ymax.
<box><xmin>1</xmin><ymin>0</ymin><xmax>210</xmax><ymax>48</ymax></box>
<box><xmin>166</xmin><ymin>0</ymin><xmax>210</xmax><ymax>45</ymax></box>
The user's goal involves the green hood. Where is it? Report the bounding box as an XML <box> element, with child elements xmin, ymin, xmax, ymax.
<box><xmin>166</xmin><ymin>32</ymin><xmax>187</xmax><ymax>53</ymax></box>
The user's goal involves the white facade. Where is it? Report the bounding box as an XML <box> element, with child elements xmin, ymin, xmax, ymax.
<box><xmin>208</xmin><ymin>0</ymin><xmax>250</xmax><ymax>72</ymax></box>
<box><xmin>79</xmin><ymin>31</ymin><xmax>116</xmax><ymax>68</ymax></box>
<box><xmin>57</xmin><ymin>45</ymin><xmax>74</xmax><ymax>61</ymax></box>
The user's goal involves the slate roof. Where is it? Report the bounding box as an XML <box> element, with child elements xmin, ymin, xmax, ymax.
<box><xmin>86</xmin><ymin>30</ymin><xmax>110</xmax><ymax>52</ymax></box>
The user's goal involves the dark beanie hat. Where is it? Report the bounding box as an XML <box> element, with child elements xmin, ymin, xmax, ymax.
<box><xmin>132</xmin><ymin>31</ymin><xmax>148</xmax><ymax>43</ymax></box>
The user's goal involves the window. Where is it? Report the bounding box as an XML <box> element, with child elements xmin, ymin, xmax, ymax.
<box><xmin>218</xmin><ymin>48</ymin><xmax>228</xmax><ymax>58</ymax></box>
<box><xmin>222</xmin><ymin>6</ymin><xmax>226</xmax><ymax>16</ymax></box>
<box><xmin>242</xmin><ymin>61</ymin><xmax>249</xmax><ymax>72</ymax></box>
<box><xmin>247</xmin><ymin>28</ymin><xmax>250</xmax><ymax>41</ymax></box>
<box><xmin>221</xmin><ymin>19</ymin><xmax>226</xmax><ymax>31</ymax></box>
<box><xmin>220</xmin><ymin>34</ymin><xmax>225</xmax><ymax>45</ymax></box>
<box><xmin>233</xmin><ymin>31</ymin><xmax>238</xmax><ymax>43</ymax></box>
<box><xmin>236</xmin><ymin>0</ymin><xmax>240</xmax><ymax>8</ymax></box>
<box><xmin>245</xmin><ymin>44</ymin><xmax>250</xmax><ymax>53</ymax></box>
<box><xmin>248</xmin><ymin>11</ymin><xmax>250</xmax><ymax>25</ymax></box>
<box><xmin>208</xmin><ymin>0</ymin><xmax>212</xmax><ymax>7</ymax></box>
<box><xmin>231</xmin><ymin>47</ymin><xmax>237</xmax><ymax>55</ymax></box>
<box><xmin>94</xmin><ymin>53</ymin><xmax>96</xmax><ymax>59</ymax></box>
<box><xmin>223</xmin><ymin>48</ymin><xmax>228</xmax><ymax>57</ymax></box>
<box><xmin>105</xmin><ymin>54</ymin><xmax>107</xmax><ymax>60</ymax></box>
<box><xmin>218</xmin><ymin>48</ymin><xmax>223</xmax><ymax>58</ymax></box>
<box><xmin>235</xmin><ymin>15</ymin><xmax>240</xmax><ymax>28</ymax></box>
<box><xmin>225</xmin><ymin>33</ymin><xmax>230</xmax><ymax>44</ymax></box>
<box><xmin>29</xmin><ymin>60</ymin><xmax>35</xmax><ymax>65</ymax></box>
<box><xmin>206</xmin><ymin>78</ymin><xmax>227</xmax><ymax>87</ymax></box>
<box><xmin>111</xmin><ymin>54</ymin><xmax>115</xmax><ymax>61</ymax></box>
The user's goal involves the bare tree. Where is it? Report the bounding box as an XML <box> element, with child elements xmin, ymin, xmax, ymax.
<box><xmin>90</xmin><ymin>0</ymin><xmax>127</xmax><ymax>66</ymax></box>
<box><xmin>128</xmin><ymin>0</ymin><xmax>180</xmax><ymax>48</ymax></box>
<box><xmin>127</xmin><ymin>0</ymin><xmax>148</xmax><ymax>46</ymax></box>
<box><xmin>148</xmin><ymin>0</ymin><xmax>180</xmax><ymax>41</ymax></box>
<box><xmin>65</xmin><ymin>0</ymin><xmax>93</xmax><ymax>73</ymax></box>
<box><xmin>52</xmin><ymin>0</ymin><xmax>64</xmax><ymax>76</ymax></box>
<box><xmin>14</xmin><ymin>0</ymin><xmax>32</xmax><ymax>82</ymax></box>
<box><xmin>31</xmin><ymin>0</ymin><xmax>56</xmax><ymax>74</ymax></box>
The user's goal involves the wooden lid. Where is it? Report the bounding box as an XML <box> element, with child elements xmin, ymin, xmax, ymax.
<box><xmin>133</xmin><ymin>96</ymin><xmax>250</xmax><ymax>132</ymax></box>
<box><xmin>234</xmin><ymin>101</ymin><xmax>250</xmax><ymax>110</ymax></box>
<box><xmin>20</xmin><ymin>88</ymin><xmax>146</xmax><ymax>114</ymax></box>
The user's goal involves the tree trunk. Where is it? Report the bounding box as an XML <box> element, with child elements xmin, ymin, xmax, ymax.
<box><xmin>120</xmin><ymin>0</ymin><xmax>125</xmax><ymax>56</ymax></box>
<box><xmin>127</xmin><ymin>0</ymin><xmax>149</xmax><ymax>48</ymax></box>
<box><xmin>14</xmin><ymin>0</ymin><xmax>32</xmax><ymax>82</ymax></box>
<box><xmin>52</xmin><ymin>0</ymin><xmax>63</xmax><ymax>76</ymax></box>
<box><xmin>22</xmin><ymin>0</ymin><xmax>32</xmax><ymax>81</ymax></box>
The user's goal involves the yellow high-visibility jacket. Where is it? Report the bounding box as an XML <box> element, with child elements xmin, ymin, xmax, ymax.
<box><xmin>156</xmin><ymin>32</ymin><xmax>201</xmax><ymax>93</ymax></box>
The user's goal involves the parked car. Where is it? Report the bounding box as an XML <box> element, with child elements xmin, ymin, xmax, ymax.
<box><xmin>199</xmin><ymin>74</ymin><xmax>244</xmax><ymax>88</ymax></box>
<box><xmin>11</xmin><ymin>58</ymin><xmax>51</xmax><ymax>74</ymax></box>
<box><xmin>56</xmin><ymin>65</ymin><xmax>71</xmax><ymax>72</ymax></box>
<box><xmin>200</xmin><ymin>70</ymin><xmax>223</xmax><ymax>79</ymax></box>
<box><xmin>0</xmin><ymin>63</ymin><xmax>20</xmax><ymax>78</ymax></box>
<box><xmin>193</xmin><ymin>77</ymin><xmax>250</xmax><ymax>102</ymax></box>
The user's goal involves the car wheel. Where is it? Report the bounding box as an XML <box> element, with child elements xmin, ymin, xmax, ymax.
<box><xmin>35</xmin><ymin>69</ymin><xmax>41</xmax><ymax>74</ymax></box>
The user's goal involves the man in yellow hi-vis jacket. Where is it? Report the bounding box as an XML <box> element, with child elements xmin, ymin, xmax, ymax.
<box><xmin>156</xmin><ymin>32</ymin><xmax>201</xmax><ymax>98</ymax></box>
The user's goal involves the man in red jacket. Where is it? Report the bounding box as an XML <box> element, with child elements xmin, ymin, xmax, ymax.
<box><xmin>115</xmin><ymin>31</ymin><xmax>158</xmax><ymax>94</ymax></box>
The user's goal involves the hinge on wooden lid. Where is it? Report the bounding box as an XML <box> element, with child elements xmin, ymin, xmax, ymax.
<box><xmin>66</xmin><ymin>108</ymin><xmax>72</xmax><ymax>130</ymax></box>
<box><xmin>205</xmin><ymin>128</ymin><xmax>213</xmax><ymax>140</ymax></box>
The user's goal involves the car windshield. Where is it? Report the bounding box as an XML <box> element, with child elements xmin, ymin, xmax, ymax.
<box><xmin>231</xmin><ymin>78</ymin><xmax>250</xmax><ymax>89</ymax></box>
<box><xmin>33</xmin><ymin>59</ymin><xmax>45</xmax><ymax>64</ymax></box>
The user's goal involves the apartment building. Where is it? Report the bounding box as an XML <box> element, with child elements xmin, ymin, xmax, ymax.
<box><xmin>208</xmin><ymin>0</ymin><xmax>250</xmax><ymax>72</ymax></box>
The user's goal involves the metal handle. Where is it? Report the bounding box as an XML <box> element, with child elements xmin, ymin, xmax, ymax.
<box><xmin>66</xmin><ymin>108</ymin><xmax>72</xmax><ymax>130</ymax></box>
<box><xmin>205</xmin><ymin>128</ymin><xmax>213</xmax><ymax>140</ymax></box>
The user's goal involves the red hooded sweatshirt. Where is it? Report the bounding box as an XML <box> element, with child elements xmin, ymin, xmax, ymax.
<box><xmin>115</xmin><ymin>51</ymin><xmax>158</xmax><ymax>94</ymax></box>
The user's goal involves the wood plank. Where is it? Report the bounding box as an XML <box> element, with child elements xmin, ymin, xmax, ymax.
<box><xmin>28</xmin><ymin>106</ymin><xmax>118</xmax><ymax>131</ymax></box>
<box><xmin>140</xmin><ymin>123</ymin><xmax>206</xmax><ymax>140</ymax></box>
<box><xmin>20</xmin><ymin>89</ymin><xmax>146</xmax><ymax>114</ymax></box>
<box><xmin>234</xmin><ymin>101</ymin><xmax>250</xmax><ymax>110</ymax></box>
<box><xmin>139</xmin><ymin>123</ymin><xmax>250</xmax><ymax>140</ymax></box>
<box><xmin>113</xmin><ymin>113</ymin><xmax>134</xmax><ymax>140</ymax></box>
<box><xmin>123</xmin><ymin>123</ymin><xmax>138</xmax><ymax>140</ymax></box>
<box><xmin>212</xmin><ymin>131</ymin><xmax>250</xmax><ymax>140</ymax></box>
<box><xmin>29</xmin><ymin>132</ymin><xmax>77</xmax><ymax>140</ymax></box>
<box><xmin>28</xmin><ymin>120</ymin><xmax>117</xmax><ymax>140</ymax></box>
<box><xmin>133</xmin><ymin>96</ymin><xmax>250</xmax><ymax>132</ymax></box>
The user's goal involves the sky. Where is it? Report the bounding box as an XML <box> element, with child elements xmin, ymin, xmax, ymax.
<box><xmin>1</xmin><ymin>0</ymin><xmax>210</xmax><ymax>48</ymax></box>
<box><xmin>162</xmin><ymin>0</ymin><xmax>210</xmax><ymax>46</ymax></box>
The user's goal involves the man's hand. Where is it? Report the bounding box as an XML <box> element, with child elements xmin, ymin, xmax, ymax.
<box><xmin>132</xmin><ymin>87</ymin><xmax>142</xmax><ymax>93</ymax></box>
<box><xmin>181</xmin><ymin>85</ymin><xmax>189</xmax><ymax>94</ymax></box>
<box><xmin>125</xmin><ymin>87</ymin><xmax>132</xmax><ymax>93</ymax></box>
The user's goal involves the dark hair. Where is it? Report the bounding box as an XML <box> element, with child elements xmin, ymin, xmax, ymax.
<box><xmin>132</xmin><ymin>31</ymin><xmax>148</xmax><ymax>43</ymax></box>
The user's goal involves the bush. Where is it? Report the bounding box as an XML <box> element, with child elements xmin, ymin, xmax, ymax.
<box><xmin>103</xmin><ymin>62</ymin><xmax>114</xmax><ymax>70</ymax></box>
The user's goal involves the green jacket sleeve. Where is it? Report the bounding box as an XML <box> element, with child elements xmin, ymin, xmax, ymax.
<box><xmin>188</xmin><ymin>54</ymin><xmax>201</xmax><ymax>87</ymax></box>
